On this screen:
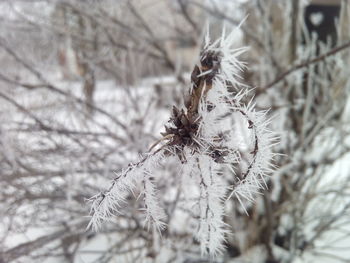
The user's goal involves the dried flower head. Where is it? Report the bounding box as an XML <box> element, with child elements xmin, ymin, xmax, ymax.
<box><xmin>87</xmin><ymin>25</ymin><xmax>277</xmax><ymax>256</ymax></box>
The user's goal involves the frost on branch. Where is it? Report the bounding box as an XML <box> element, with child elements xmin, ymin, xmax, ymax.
<box><xmin>87</xmin><ymin>26</ymin><xmax>277</xmax><ymax>256</ymax></box>
<box><xmin>87</xmin><ymin>151</ymin><xmax>166</xmax><ymax>231</ymax></box>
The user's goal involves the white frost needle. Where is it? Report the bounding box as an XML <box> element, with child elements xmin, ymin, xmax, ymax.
<box><xmin>87</xmin><ymin>25</ymin><xmax>278</xmax><ymax>256</ymax></box>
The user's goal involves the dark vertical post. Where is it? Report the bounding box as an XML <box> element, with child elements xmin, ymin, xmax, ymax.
<box><xmin>304</xmin><ymin>0</ymin><xmax>341</xmax><ymax>47</ymax></box>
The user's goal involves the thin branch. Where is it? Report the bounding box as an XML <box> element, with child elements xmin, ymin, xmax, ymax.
<box><xmin>261</xmin><ymin>40</ymin><xmax>350</xmax><ymax>91</ymax></box>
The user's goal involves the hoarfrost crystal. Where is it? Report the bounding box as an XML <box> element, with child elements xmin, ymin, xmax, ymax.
<box><xmin>87</xmin><ymin>26</ymin><xmax>277</xmax><ymax>256</ymax></box>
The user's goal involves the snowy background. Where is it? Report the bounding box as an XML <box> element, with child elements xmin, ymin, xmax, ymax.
<box><xmin>1</xmin><ymin>0</ymin><xmax>350</xmax><ymax>262</ymax></box>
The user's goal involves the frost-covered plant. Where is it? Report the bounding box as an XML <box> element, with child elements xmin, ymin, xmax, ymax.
<box><xmin>88</xmin><ymin>27</ymin><xmax>277</xmax><ymax>256</ymax></box>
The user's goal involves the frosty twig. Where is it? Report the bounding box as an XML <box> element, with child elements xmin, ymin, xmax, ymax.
<box><xmin>88</xmin><ymin>25</ymin><xmax>277</xmax><ymax>256</ymax></box>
